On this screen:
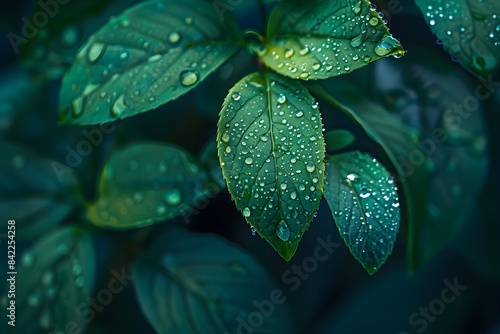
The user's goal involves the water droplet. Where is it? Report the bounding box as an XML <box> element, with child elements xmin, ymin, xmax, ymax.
<box><xmin>87</xmin><ymin>42</ymin><xmax>105</xmax><ymax>63</ymax></box>
<box><xmin>148</xmin><ymin>54</ymin><xmax>161</xmax><ymax>62</ymax></box>
<box><xmin>306</xmin><ymin>163</ymin><xmax>316</xmax><ymax>173</ymax></box>
<box><xmin>350</xmin><ymin>34</ymin><xmax>364</xmax><ymax>48</ymax></box>
<box><xmin>168</xmin><ymin>31</ymin><xmax>180</xmax><ymax>43</ymax></box>
<box><xmin>164</xmin><ymin>188</ymin><xmax>182</xmax><ymax>205</ymax></box>
<box><xmin>185</xmin><ymin>17</ymin><xmax>193</xmax><ymax>25</ymax></box>
<box><xmin>360</xmin><ymin>189</ymin><xmax>371</xmax><ymax>198</ymax></box>
<box><xmin>299</xmin><ymin>72</ymin><xmax>309</xmax><ymax>79</ymax></box>
<box><xmin>353</xmin><ymin>1</ymin><xmax>362</xmax><ymax>14</ymax></box>
<box><xmin>180</xmin><ymin>69</ymin><xmax>199</xmax><ymax>86</ymax></box>
<box><xmin>225</xmin><ymin>146</ymin><xmax>231</xmax><ymax>153</ymax></box>
<box><xmin>280</xmin><ymin>183</ymin><xmax>288</xmax><ymax>190</ymax></box>
<box><xmin>299</xmin><ymin>46</ymin><xmax>309</xmax><ymax>55</ymax></box>
<box><xmin>277</xmin><ymin>220</ymin><xmax>291</xmax><ymax>241</ymax></box>
<box><xmin>277</xmin><ymin>94</ymin><xmax>286</xmax><ymax>104</ymax></box>
<box><xmin>284</xmin><ymin>48</ymin><xmax>294</xmax><ymax>58</ymax></box>
<box><xmin>374</xmin><ymin>35</ymin><xmax>402</xmax><ymax>57</ymax></box>
<box><xmin>120</xmin><ymin>50</ymin><xmax>129</xmax><ymax>60</ymax></box>
<box><xmin>296</xmin><ymin>111</ymin><xmax>304</xmax><ymax>117</ymax></box>
<box><xmin>111</xmin><ymin>95</ymin><xmax>126</xmax><ymax>118</ymax></box>
<box><xmin>243</xmin><ymin>207</ymin><xmax>251</xmax><ymax>217</ymax></box>
<box><xmin>312</xmin><ymin>63</ymin><xmax>321</xmax><ymax>71</ymax></box>
<box><xmin>346</xmin><ymin>173</ymin><xmax>359</xmax><ymax>181</ymax></box>
<box><xmin>369</xmin><ymin>17</ymin><xmax>379</xmax><ymax>26</ymax></box>
<box><xmin>260</xmin><ymin>134</ymin><xmax>269</xmax><ymax>142</ymax></box>
<box><xmin>245</xmin><ymin>157</ymin><xmax>253</xmax><ymax>165</ymax></box>
<box><xmin>290</xmin><ymin>191</ymin><xmax>297</xmax><ymax>199</ymax></box>
<box><xmin>221</xmin><ymin>132</ymin><xmax>230</xmax><ymax>143</ymax></box>
<box><xmin>231</xmin><ymin>92</ymin><xmax>241</xmax><ymax>101</ymax></box>
<box><xmin>392</xmin><ymin>202</ymin><xmax>400</xmax><ymax>208</ymax></box>
<box><xmin>430</xmin><ymin>19</ymin><xmax>436</xmax><ymax>26</ymax></box>
<box><xmin>72</xmin><ymin>97</ymin><xmax>83</xmax><ymax>117</ymax></box>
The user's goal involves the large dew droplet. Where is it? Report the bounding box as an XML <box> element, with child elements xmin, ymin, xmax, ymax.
<box><xmin>277</xmin><ymin>220</ymin><xmax>291</xmax><ymax>241</ymax></box>
<box><xmin>180</xmin><ymin>69</ymin><xmax>199</xmax><ymax>86</ymax></box>
<box><xmin>72</xmin><ymin>97</ymin><xmax>83</xmax><ymax>117</ymax></box>
<box><xmin>87</xmin><ymin>42</ymin><xmax>105</xmax><ymax>63</ymax></box>
<box><xmin>374</xmin><ymin>35</ymin><xmax>402</xmax><ymax>57</ymax></box>
<box><xmin>168</xmin><ymin>31</ymin><xmax>180</xmax><ymax>44</ymax></box>
<box><xmin>111</xmin><ymin>95</ymin><xmax>126</xmax><ymax>118</ymax></box>
<box><xmin>243</xmin><ymin>207</ymin><xmax>251</xmax><ymax>217</ymax></box>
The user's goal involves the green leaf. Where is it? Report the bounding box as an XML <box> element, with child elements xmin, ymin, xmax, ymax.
<box><xmin>325</xmin><ymin>151</ymin><xmax>400</xmax><ymax>274</ymax></box>
<box><xmin>311</xmin><ymin>82</ymin><xmax>430</xmax><ymax>271</ymax></box>
<box><xmin>414</xmin><ymin>0</ymin><xmax>500</xmax><ymax>76</ymax></box>
<box><xmin>59</xmin><ymin>0</ymin><xmax>242</xmax><ymax>125</ymax></box>
<box><xmin>132</xmin><ymin>226</ymin><xmax>294</xmax><ymax>334</ymax></box>
<box><xmin>88</xmin><ymin>142</ymin><xmax>216</xmax><ymax>229</ymax></box>
<box><xmin>257</xmin><ymin>0</ymin><xmax>405</xmax><ymax>80</ymax></box>
<box><xmin>19</xmin><ymin>0</ymin><xmax>140</xmax><ymax>79</ymax></box>
<box><xmin>217</xmin><ymin>72</ymin><xmax>325</xmax><ymax>260</ymax></box>
<box><xmin>324</xmin><ymin>129</ymin><xmax>356</xmax><ymax>152</ymax></box>
<box><xmin>0</xmin><ymin>142</ymin><xmax>80</xmax><ymax>241</ymax></box>
<box><xmin>0</xmin><ymin>227</ymin><xmax>95</xmax><ymax>333</ymax></box>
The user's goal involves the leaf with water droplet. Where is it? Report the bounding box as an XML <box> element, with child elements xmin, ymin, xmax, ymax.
<box><xmin>217</xmin><ymin>72</ymin><xmax>325</xmax><ymax>260</ymax></box>
<box><xmin>325</xmin><ymin>129</ymin><xmax>356</xmax><ymax>152</ymax></box>
<box><xmin>312</xmin><ymin>81</ymin><xmax>430</xmax><ymax>271</ymax></box>
<box><xmin>258</xmin><ymin>0</ymin><xmax>405</xmax><ymax>80</ymax></box>
<box><xmin>414</xmin><ymin>0</ymin><xmax>500</xmax><ymax>76</ymax></box>
<box><xmin>87</xmin><ymin>142</ymin><xmax>216</xmax><ymax>229</ymax></box>
<box><xmin>19</xmin><ymin>0</ymin><xmax>141</xmax><ymax>79</ymax></box>
<box><xmin>0</xmin><ymin>227</ymin><xmax>95</xmax><ymax>333</ymax></box>
<box><xmin>132</xmin><ymin>226</ymin><xmax>293</xmax><ymax>333</ymax></box>
<box><xmin>59</xmin><ymin>0</ymin><xmax>242</xmax><ymax>124</ymax></box>
<box><xmin>0</xmin><ymin>143</ymin><xmax>81</xmax><ymax>241</ymax></box>
<box><xmin>325</xmin><ymin>151</ymin><xmax>400</xmax><ymax>274</ymax></box>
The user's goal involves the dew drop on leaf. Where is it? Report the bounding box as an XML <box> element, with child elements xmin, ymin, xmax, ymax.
<box><xmin>277</xmin><ymin>220</ymin><xmax>291</xmax><ymax>241</ymax></box>
<box><xmin>168</xmin><ymin>31</ymin><xmax>180</xmax><ymax>43</ymax></box>
<box><xmin>180</xmin><ymin>69</ymin><xmax>199</xmax><ymax>86</ymax></box>
<box><xmin>87</xmin><ymin>42</ymin><xmax>105</xmax><ymax>63</ymax></box>
<box><xmin>111</xmin><ymin>95</ymin><xmax>126</xmax><ymax>118</ymax></box>
<box><xmin>243</xmin><ymin>207</ymin><xmax>251</xmax><ymax>217</ymax></box>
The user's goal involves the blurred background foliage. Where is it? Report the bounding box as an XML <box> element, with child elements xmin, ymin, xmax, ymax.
<box><xmin>0</xmin><ymin>0</ymin><xmax>499</xmax><ymax>333</ymax></box>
